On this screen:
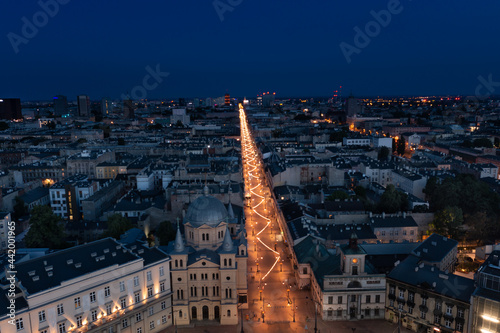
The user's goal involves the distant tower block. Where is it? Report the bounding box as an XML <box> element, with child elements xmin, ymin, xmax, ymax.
<box><xmin>346</xmin><ymin>96</ymin><xmax>364</xmax><ymax>117</ymax></box>
<box><xmin>77</xmin><ymin>95</ymin><xmax>90</xmax><ymax>117</ymax></box>
<box><xmin>53</xmin><ymin>95</ymin><xmax>68</xmax><ymax>116</ymax></box>
<box><xmin>225</xmin><ymin>93</ymin><xmax>230</xmax><ymax>106</ymax></box>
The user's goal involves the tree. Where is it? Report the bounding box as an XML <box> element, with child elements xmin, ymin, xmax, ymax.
<box><xmin>0</xmin><ymin>121</ymin><xmax>9</xmax><ymax>131</ymax></box>
<box><xmin>423</xmin><ymin>176</ymin><xmax>438</xmax><ymax>201</ymax></box>
<box><xmin>354</xmin><ymin>186</ymin><xmax>367</xmax><ymax>199</ymax></box>
<box><xmin>25</xmin><ymin>205</ymin><xmax>67</xmax><ymax>249</ymax></box>
<box><xmin>378</xmin><ymin>146</ymin><xmax>390</xmax><ymax>160</ymax></box>
<box><xmin>377</xmin><ymin>185</ymin><xmax>408</xmax><ymax>213</ymax></box>
<box><xmin>429</xmin><ymin>206</ymin><xmax>464</xmax><ymax>240</ymax></box>
<box><xmin>106</xmin><ymin>214</ymin><xmax>133</xmax><ymax>239</ymax></box>
<box><xmin>157</xmin><ymin>221</ymin><xmax>176</xmax><ymax>246</ymax></box>
<box><xmin>13</xmin><ymin>196</ymin><xmax>27</xmax><ymax>220</ymax></box>
<box><xmin>326</xmin><ymin>190</ymin><xmax>350</xmax><ymax>201</ymax></box>
<box><xmin>472</xmin><ymin>138</ymin><xmax>493</xmax><ymax>148</ymax></box>
<box><xmin>117</xmin><ymin>138</ymin><xmax>125</xmax><ymax>145</ymax></box>
<box><xmin>175</xmin><ymin>120</ymin><xmax>184</xmax><ymax>127</ymax></box>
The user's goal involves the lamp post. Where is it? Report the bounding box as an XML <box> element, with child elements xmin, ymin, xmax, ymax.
<box><xmin>262</xmin><ymin>297</ymin><xmax>265</xmax><ymax>323</ymax></box>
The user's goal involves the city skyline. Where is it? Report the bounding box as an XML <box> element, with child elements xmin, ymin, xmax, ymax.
<box><xmin>2</xmin><ymin>0</ymin><xmax>500</xmax><ymax>100</ymax></box>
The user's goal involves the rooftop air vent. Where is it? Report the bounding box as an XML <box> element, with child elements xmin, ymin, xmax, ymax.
<box><xmin>75</xmin><ymin>263</ymin><xmax>82</xmax><ymax>268</ymax></box>
<box><xmin>28</xmin><ymin>270</ymin><xmax>36</xmax><ymax>276</ymax></box>
<box><xmin>67</xmin><ymin>259</ymin><xmax>73</xmax><ymax>265</ymax></box>
<box><xmin>91</xmin><ymin>252</ymin><xmax>97</xmax><ymax>257</ymax></box>
<box><xmin>33</xmin><ymin>276</ymin><xmax>40</xmax><ymax>281</ymax></box>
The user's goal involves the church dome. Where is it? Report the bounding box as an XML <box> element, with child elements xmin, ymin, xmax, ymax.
<box><xmin>184</xmin><ymin>195</ymin><xmax>228</xmax><ymax>227</ymax></box>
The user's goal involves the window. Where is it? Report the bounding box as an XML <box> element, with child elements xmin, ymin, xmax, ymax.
<box><xmin>147</xmin><ymin>271</ymin><xmax>152</xmax><ymax>281</ymax></box>
<box><xmin>90</xmin><ymin>291</ymin><xmax>96</xmax><ymax>303</ymax></box>
<box><xmin>58</xmin><ymin>323</ymin><xmax>66</xmax><ymax>333</ymax></box>
<box><xmin>159</xmin><ymin>266</ymin><xmax>164</xmax><ymax>276</ymax></box>
<box><xmin>338</xmin><ymin>296</ymin><xmax>343</xmax><ymax>304</ymax></box>
<box><xmin>76</xmin><ymin>315</ymin><xmax>82</xmax><ymax>327</ymax></box>
<box><xmin>364</xmin><ymin>308</ymin><xmax>370</xmax><ymax>316</ymax></box>
<box><xmin>162</xmin><ymin>315</ymin><xmax>167</xmax><ymax>324</ymax></box>
<box><xmin>408</xmin><ymin>307</ymin><xmax>413</xmax><ymax>314</ymax></box>
<box><xmin>399</xmin><ymin>290</ymin><xmax>404</xmax><ymax>299</ymax></box>
<box><xmin>366</xmin><ymin>295</ymin><xmax>371</xmax><ymax>303</ymax></box>
<box><xmin>134</xmin><ymin>276</ymin><xmax>139</xmax><ymax>286</ymax></box>
<box><xmin>398</xmin><ymin>303</ymin><xmax>403</xmax><ymax>311</ymax></box>
<box><xmin>106</xmin><ymin>304</ymin><xmax>112</xmax><ymax>315</ymax></box>
<box><xmin>135</xmin><ymin>292</ymin><xmax>140</xmax><ymax>303</ymax></box>
<box><xmin>420</xmin><ymin>311</ymin><xmax>426</xmax><ymax>320</ymax></box>
<box><xmin>328</xmin><ymin>296</ymin><xmax>333</xmax><ymax>304</ymax></box>
<box><xmin>161</xmin><ymin>301</ymin><xmax>166</xmax><ymax>310</ymax></box>
<box><xmin>446</xmin><ymin>305</ymin><xmax>453</xmax><ymax>315</ymax></box>
<box><xmin>175</xmin><ymin>260</ymin><xmax>178</xmax><ymax>268</ymax></box>
<box><xmin>39</xmin><ymin>310</ymin><xmax>46</xmax><ymax>323</ymax></box>
<box><xmin>337</xmin><ymin>309</ymin><xmax>342</xmax><ymax>317</ymax></box>
<box><xmin>227</xmin><ymin>310</ymin><xmax>231</xmax><ymax>317</ymax></box>
<box><xmin>456</xmin><ymin>322</ymin><xmax>463</xmax><ymax>332</ymax></box>
<box><xmin>105</xmin><ymin>286</ymin><xmax>110</xmax><ymax>297</ymax></box>
<box><xmin>122</xmin><ymin>319</ymin><xmax>129</xmax><ymax>328</ymax></box>
<box><xmin>352</xmin><ymin>266</ymin><xmax>358</xmax><ymax>275</ymax></box>
<box><xmin>120</xmin><ymin>281</ymin><xmax>125</xmax><ymax>292</ymax></box>
<box><xmin>375</xmin><ymin>295</ymin><xmax>380</xmax><ymax>303</ymax></box>
<box><xmin>149</xmin><ymin>306</ymin><xmax>154</xmax><ymax>316</ymax></box>
<box><xmin>120</xmin><ymin>298</ymin><xmax>127</xmax><ymax>309</ymax></box>
<box><xmin>91</xmin><ymin>310</ymin><xmax>98</xmax><ymax>321</ymax></box>
<box><xmin>136</xmin><ymin>313</ymin><xmax>142</xmax><ymax>322</ymax></box>
<box><xmin>137</xmin><ymin>328</ymin><xmax>142</xmax><ymax>333</ymax></box>
<box><xmin>16</xmin><ymin>318</ymin><xmax>24</xmax><ymax>330</ymax></box>
<box><xmin>160</xmin><ymin>281</ymin><xmax>165</xmax><ymax>292</ymax></box>
<box><xmin>57</xmin><ymin>304</ymin><xmax>64</xmax><ymax>315</ymax></box>
<box><xmin>435</xmin><ymin>302</ymin><xmax>441</xmax><ymax>311</ymax></box>
<box><xmin>457</xmin><ymin>308</ymin><xmax>464</xmax><ymax>318</ymax></box>
<box><xmin>351</xmin><ymin>295</ymin><xmax>356</xmax><ymax>302</ymax></box>
<box><xmin>389</xmin><ymin>286</ymin><xmax>395</xmax><ymax>294</ymax></box>
<box><xmin>150</xmin><ymin>321</ymin><xmax>155</xmax><ymax>329</ymax></box>
<box><xmin>381</xmin><ymin>231</ymin><xmax>385</xmax><ymax>236</ymax></box>
<box><xmin>422</xmin><ymin>298</ymin><xmax>427</xmax><ymax>306</ymax></box>
<box><xmin>408</xmin><ymin>292</ymin><xmax>414</xmax><ymax>302</ymax></box>
<box><xmin>374</xmin><ymin>308</ymin><xmax>380</xmax><ymax>316</ymax></box>
<box><xmin>434</xmin><ymin>314</ymin><xmax>440</xmax><ymax>324</ymax></box>
<box><xmin>390</xmin><ymin>300</ymin><xmax>394</xmax><ymax>307</ymax></box>
<box><xmin>444</xmin><ymin>319</ymin><xmax>452</xmax><ymax>328</ymax></box>
<box><xmin>148</xmin><ymin>287</ymin><xmax>153</xmax><ymax>297</ymax></box>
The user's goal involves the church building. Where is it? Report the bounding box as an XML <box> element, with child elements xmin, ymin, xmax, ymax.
<box><xmin>167</xmin><ymin>188</ymin><xmax>248</xmax><ymax>325</ymax></box>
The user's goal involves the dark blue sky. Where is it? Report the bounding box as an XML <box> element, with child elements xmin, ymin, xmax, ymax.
<box><xmin>2</xmin><ymin>0</ymin><xmax>500</xmax><ymax>100</ymax></box>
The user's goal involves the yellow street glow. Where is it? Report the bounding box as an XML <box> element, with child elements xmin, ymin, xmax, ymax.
<box><xmin>482</xmin><ymin>314</ymin><xmax>500</xmax><ymax>323</ymax></box>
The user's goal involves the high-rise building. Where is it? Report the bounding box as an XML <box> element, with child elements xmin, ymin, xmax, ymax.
<box><xmin>346</xmin><ymin>96</ymin><xmax>364</xmax><ymax>117</ymax></box>
<box><xmin>77</xmin><ymin>95</ymin><xmax>90</xmax><ymax>117</ymax></box>
<box><xmin>53</xmin><ymin>95</ymin><xmax>68</xmax><ymax>116</ymax></box>
<box><xmin>224</xmin><ymin>93</ymin><xmax>230</xmax><ymax>106</ymax></box>
<box><xmin>205</xmin><ymin>97</ymin><xmax>213</xmax><ymax>107</ymax></box>
<box><xmin>262</xmin><ymin>92</ymin><xmax>275</xmax><ymax>108</ymax></box>
<box><xmin>101</xmin><ymin>97</ymin><xmax>112</xmax><ymax>116</ymax></box>
<box><xmin>123</xmin><ymin>99</ymin><xmax>134</xmax><ymax>119</ymax></box>
<box><xmin>0</xmin><ymin>98</ymin><xmax>22</xmax><ymax>120</ymax></box>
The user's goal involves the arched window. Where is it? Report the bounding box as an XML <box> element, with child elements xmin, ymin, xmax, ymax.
<box><xmin>175</xmin><ymin>260</ymin><xmax>178</xmax><ymax>268</ymax></box>
<box><xmin>202</xmin><ymin>234</ymin><xmax>205</xmax><ymax>241</ymax></box>
<box><xmin>180</xmin><ymin>259</ymin><xmax>183</xmax><ymax>267</ymax></box>
<box><xmin>224</xmin><ymin>259</ymin><xmax>227</xmax><ymax>266</ymax></box>
<box><xmin>227</xmin><ymin>310</ymin><xmax>231</xmax><ymax>317</ymax></box>
<box><xmin>241</xmin><ymin>249</ymin><xmax>245</xmax><ymax>255</ymax></box>
<box><xmin>206</xmin><ymin>233</ymin><xmax>209</xmax><ymax>241</ymax></box>
<box><xmin>179</xmin><ymin>310</ymin><xmax>182</xmax><ymax>318</ymax></box>
<box><xmin>229</xmin><ymin>259</ymin><xmax>232</xmax><ymax>266</ymax></box>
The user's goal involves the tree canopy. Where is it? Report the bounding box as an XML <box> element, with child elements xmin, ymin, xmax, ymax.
<box><xmin>326</xmin><ymin>190</ymin><xmax>350</xmax><ymax>201</ymax></box>
<box><xmin>25</xmin><ymin>205</ymin><xmax>67</xmax><ymax>249</ymax></box>
<box><xmin>377</xmin><ymin>184</ymin><xmax>408</xmax><ymax>213</ymax></box>
<box><xmin>106</xmin><ymin>214</ymin><xmax>133</xmax><ymax>239</ymax></box>
<box><xmin>424</xmin><ymin>174</ymin><xmax>500</xmax><ymax>243</ymax></box>
<box><xmin>156</xmin><ymin>220</ymin><xmax>176</xmax><ymax>246</ymax></box>
<box><xmin>378</xmin><ymin>146</ymin><xmax>390</xmax><ymax>160</ymax></box>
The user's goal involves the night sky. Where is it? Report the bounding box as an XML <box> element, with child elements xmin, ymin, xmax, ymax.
<box><xmin>2</xmin><ymin>0</ymin><xmax>500</xmax><ymax>100</ymax></box>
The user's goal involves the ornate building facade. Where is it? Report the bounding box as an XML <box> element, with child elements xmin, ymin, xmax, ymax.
<box><xmin>168</xmin><ymin>189</ymin><xmax>247</xmax><ymax>325</ymax></box>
